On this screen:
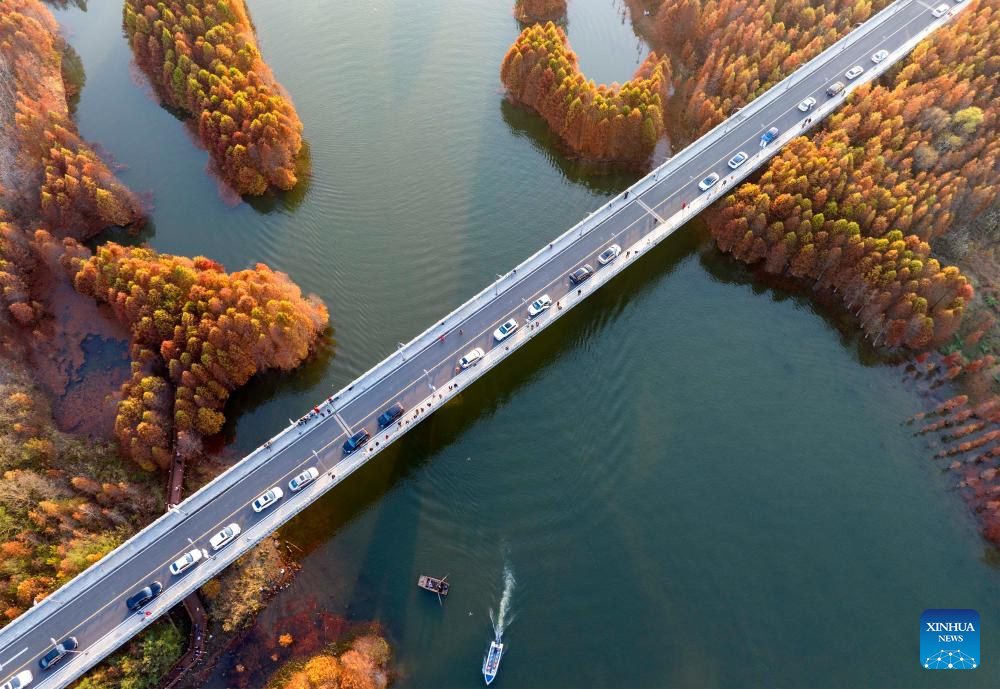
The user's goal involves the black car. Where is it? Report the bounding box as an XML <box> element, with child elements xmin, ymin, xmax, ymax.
<box><xmin>126</xmin><ymin>581</ymin><xmax>163</xmax><ymax>611</ymax></box>
<box><xmin>569</xmin><ymin>264</ymin><xmax>594</xmax><ymax>285</ymax></box>
<box><xmin>39</xmin><ymin>637</ymin><xmax>78</xmax><ymax>670</ymax></box>
<box><xmin>377</xmin><ymin>402</ymin><xmax>405</xmax><ymax>428</ymax></box>
<box><xmin>343</xmin><ymin>429</ymin><xmax>371</xmax><ymax>454</ymax></box>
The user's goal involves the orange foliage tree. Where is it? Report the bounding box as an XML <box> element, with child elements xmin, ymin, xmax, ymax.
<box><xmin>710</xmin><ymin>0</ymin><xmax>1000</xmax><ymax>349</ymax></box>
<box><xmin>651</xmin><ymin>0</ymin><xmax>891</xmax><ymax>136</ymax></box>
<box><xmin>501</xmin><ymin>22</ymin><xmax>670</xmax><ymax>166</ymax></box>
<box><xmin>0</xmin><ymin>0</ymin><xmax>143</xmax><ymax>238</ymax></box>
<box><xmin>514</xmin><ymin>0</ymin><xmax>567</xmax><ymax>23</ymax></box>
<box><xmin>69</xmin><ymin>245</ymin><xmax>328</xmax><ymax>467</ymax></box>
<box><xmin>123</xmin><ymin>0</ymin><xmax>304</xmax><ymax>195</ymax></box>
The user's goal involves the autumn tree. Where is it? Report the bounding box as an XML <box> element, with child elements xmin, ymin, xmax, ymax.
<box><xmin>69</xmin><ymin>244</ymin><xmax>329</xmax><ymax>465</ymax></box>
<box><xmin>501</xmin><ymin>22</ymin><xmax>671</xmax><ymax>166</ymax></box>
<box><xmin>122</xmin><ymin>0</ymin><xmax>304</xmax><ymax>195</ymax></box>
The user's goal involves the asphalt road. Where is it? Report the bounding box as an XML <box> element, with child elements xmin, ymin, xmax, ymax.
<box><xmin>0</xmin><ymin>0</ymin><xmax>962</xmax><ymax>685</ymax></box>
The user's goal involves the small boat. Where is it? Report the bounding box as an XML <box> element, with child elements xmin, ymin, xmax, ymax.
<box><xmin>482</xmin><ymin>637</ymin><xmax>503</xmax><ymax>685</ymax></box>
<box><xmin>417</xmin><ymin>575</ymin><xmax>450</xmax><ymax>597</ymax></box>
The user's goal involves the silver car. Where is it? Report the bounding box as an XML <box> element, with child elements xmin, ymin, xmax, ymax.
<box><xmin>458</xmin><ymin>347</ymin><xmax>484</xmax><ymax>369</ymax></box>
<box><xmin>597</xmin><ymin>244</ymin><xmax>621</xmax><ymax>265</ymax></box>
<box><xmin>727</xmin><ymin>151</ymin><xmax>748</xmax><ymax>169</ymax></box>
<box><xmin>845</xmin><ymin>65</ymin><xmax>864</xmax><ymax>80</ymax></box>
<box><xmin>871</xmin><ymin>49</ymin><xmax>889</xmax><ymax>63</ymax></box>
<box><xmin>0</xmin><ymin>671</ymin><xmax>32</xmax><ymax>689</ymax></box>
<box><xmin>493</xmin><ymin>318</ymin><xmax>519</xmax><ymax>342</ymax></box>
<box><xmin>528</xmin><ymin>295</ymin><xmax>551</xmax><ymax>318</ymax></box>
<box><xmin>252</xmin><ymin>487</ymin><xmax>283</xmax><ymax>513</ymax></box>
<box><xmin>931</xmin><ymin>3</ymin><xmax>949</xmax><ymax>16</ymax></box>
<box><xmin>169</xmin><ymin>548</ymin><xmax>203</xmax><ymax>575</ymax></box>
<box><xmin>209</xmin><ymin>523</ymin><xmax>241</xmax><ymax>551</ymax></box>
<box><xmin>698</xmin><ymin>172</ymin><xmax>720</xmax><ymax>191</ymax></box>
<box><xmin>289</xmin><ymin>467</ymin><xmax>319</xmax><ymax>492</ymax></box>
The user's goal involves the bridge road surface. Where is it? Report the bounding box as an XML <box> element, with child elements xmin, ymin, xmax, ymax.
<box><xmin>0</xmin><ymin>0</ymin><xmax>968</xmax><ymax>685</ymax></box>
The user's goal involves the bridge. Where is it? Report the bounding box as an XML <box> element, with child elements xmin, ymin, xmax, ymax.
<box><xmin>0</xmin><ymin>0</ymin><xmax>970</xmax><ymax>686</ymax></box>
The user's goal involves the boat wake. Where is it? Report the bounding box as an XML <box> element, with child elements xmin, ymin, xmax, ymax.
<box><xmin>489</xmin><ymin>563</ymin><xmax>516</xmax><ymax>640</ymax></box>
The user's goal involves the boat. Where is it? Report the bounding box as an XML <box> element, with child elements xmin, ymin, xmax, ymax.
<box><xmin>482</xmin><ymin>637</ymin><xmax>504</xmax><ymax>685</ymax></box>
<box><xmin>417</xmin><ymin>575</ymin><xmax>450</xmax><ymax>596</ymax></box>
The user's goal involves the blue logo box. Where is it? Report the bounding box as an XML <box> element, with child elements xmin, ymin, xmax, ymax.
<box><xmin>921</xmin><ymin>609</ymin><xmax>979</xmax><ymax>669</ymax></box>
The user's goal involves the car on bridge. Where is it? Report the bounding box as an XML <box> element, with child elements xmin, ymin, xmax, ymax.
<box><xmin>458</xmin><ymin>347</ymin><xmax>485</xmax><ymax>369</ymax></box>
<box><xmin>289</xmin><ymin>467</ymin><xmax>320</xmax><ymax>492</ymax></box>
<box><xmin>759</xmin><ymin>127</ymin><xmax>779</xmax><ymax>148</ymax></box>
<box><xmin>0</xmin><ymin>670</ymin><xmax>32</xmax><ymax>689</ymax></box>
<box><xmin>169</xmin><ymin>548</ymin><xmax>203</xmax><ymax>575</ymax></box>
<box><xmin>871</xmin><ymin>49</ymin><xmax>889</xmax><ymax>63</ymax></box>
<box><xmin>569</xmin><ymin>264</ymin><xmax>594</xmax><ymax>285</ymax></box>
<box><xmin>210</xmin><ymin>523</ymin><xmax>241</xmax><ymax>550</ymax></box>
<box><xmin>845</xmin><ymin>65</ymin><xmax>864</xmax><ymax>80</ymax></box>
<box><xmin>797</xmin><ymin>97</ymin><xmax>816</xmax><ymax>112</ymax></box>
<box><xmin>343</xmin><ymin>429</ymin><xmax>371</xmax><ymax>455</ymax></box>
<box><xmin>378</xmin><ymin>402</ymin><xmax>405</xmax><ymax>428</ymax></box>
<box><xmin>494</xmin><ymin>318</ymin><xmax>519</xmax><ymax>342</ymax></box>
<box><xmin>727</xmin><ymin>151</ymin><xmax>748</xmax><ymax>169</ymax></box>
<box><xmin>126</xmin><ymin>581</ymin><xmax>163</xmax><ymax>611</ymax></box>
<box><xmin>252</xmin><ymin>487</ymin><xmax>284</xmax><ymax>513</ymax></box>
<box><xmin>39</xmin><ymin>637</ymin><xmax>77</xmax><ymax>671</ymax></box>
<box><xmin>826</xmin><ymin>81</ymin><xmax>846</xmax><ymax>97</ymax></box>
<box><xmin>931</xmin><ymin>3</ymin><xmax>949</xmax><ymax>16</ymax></box>
<box><xmin>528</xmin><ymin>295</ymin><xmax>552</xmax><ymax>318</ymax></box>
<box><xmin>598</xmin><ymin>244</ymin><xmax>621</xmax><ymax>265</ymax></box>
<box><xmin>698</xmin><ymin>173</ymin><xmax>720</xmax><ymax>191</ymax></box>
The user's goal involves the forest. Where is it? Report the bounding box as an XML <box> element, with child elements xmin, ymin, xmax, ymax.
<box><xmin>648</xmin><ymin>0</ymin><xmax>893</xmax><ymax>136</ymax></box>
<box><xmin>710</xmin><ymin>1</ymin><xmax>997</xmax><ymax>349</ymax></box>
<box><xmin>501</xmin><ymin>22</ymin><xmax>671</xmax><ymax>165</ymax></box>
<box><xmin>69</xmin><ymin>244</ymin><xmax>329</xmax><ymax>469</ymax></box>
<box><xmin>0</xmin><ymin>0</ymin><xmax>143</xmax><ymax>237</ymax></box>
<box><xmin>122</xmin><ymin>0</ymin><xmax>304</xmax><ymax>195</ymax></box>
<box><xmin>264</xmin><ymin>634</ymin><xmax>391</xmax><ymax>689</ymax></box>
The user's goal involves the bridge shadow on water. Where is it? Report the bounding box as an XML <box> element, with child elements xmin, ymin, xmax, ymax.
<box><xmin>270</xmin><ymin>214</ymin><xmax>708</xmax><ymax>629</ymax></box>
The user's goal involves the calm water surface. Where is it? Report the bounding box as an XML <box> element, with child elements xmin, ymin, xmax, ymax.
<box><xmin>53</xmin><ymin>0</ymin><xmax>999</xmax><ymax>686</ymax></box>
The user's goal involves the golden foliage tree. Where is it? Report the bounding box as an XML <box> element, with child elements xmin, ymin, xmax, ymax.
<box><xmin>69</xmin><ymin>244</ymin><xmax>328</xmax><ymax>465</ymax></box>
<box><xmin>710</xmin><ymin>0</ymin><xmax>1000</xmax><ymax>349</ymax></box>
<box><xmin>122</xmin><ymin>0</ymin><xmax>304</xmax><ymax>195</ymax></box>
<box><xmin>501</xmin><ymin>23</ymin><xmax>671</xmax><ymax>166</ymax></box>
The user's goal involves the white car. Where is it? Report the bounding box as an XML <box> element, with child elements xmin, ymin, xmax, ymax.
<box><xmin>0</xmin><ymin>670</ymin><xmax>32</xmax><ymax>689</ymax></box>
<box><xmin>931</xmin><ymin>3</ymin><xmax>949</xmax><ymax>16</ymax></box>
<box><xmin>493</xmin><ymin>318</ymin><xmax>518</xmax><ymax>342</ymax></box>
<box><xmin>845</xmin><ymin>65</ymin><xmax>864</xmax><ymax>80</ymax></box>
<box><xmin>252</xmin><ymin>486</ymin><xmax>283</xmax><ymax>512</ymax></box>
<box><xmin>797</xmin><ymin>97</ymin><xmax>816</xmax><ymax>112</ymax></box>
<box><xmin>169</xmin><ymin>548</ymin><xmax>203</xmax><ymax>575</ymax></box>
<box><xmin>698</xmin><ymin>172</ymin><xmax>720</xmax><ymax>191</ymax></box>
<box><xmin>458</xmin><ymin>347</ymin><xmax>484</xmax><ymax>369</ymax></box>
<box><xmin>527</xmin><ymin>295</ymin><xmax>551</xmax><ymax>318</ymax></box>
<box><xmin>597</xmin><ymin>244</ymin><xmax>621</xmax><ymax>265</ymax></box>
<box><xmin>289</xmin><ymin>467</ymin><xmax>319</xmax><ymax>492</ymax></box>
<box><xmin>871</xmin><ymin>49</ymin><xmax>889</xmax><ymax>63</ymax></box>
<box><xmin>727</xmin><ymin>151</ymin><xmax>748</xmax><ymax>169</ymax></box>
<box><xmin>209</xmin><ymin>523</ymin><xmax>241</xmax><ymax>551</ymax></box>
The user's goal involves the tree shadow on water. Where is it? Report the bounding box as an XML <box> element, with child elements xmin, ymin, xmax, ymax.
<box><xmin>696</xmin><ymin>241</ymin><xmax>908</xmax><ymax>368</ymax></box>
<box><xmin>500</xmin><ymin>98</ymin><xmax>640</xmax><ymax>193</ymax></box>
<box><xmin>243</xmin><ymin>140</ymin><xmax>313</xmax><ymax>215</ymax></box>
